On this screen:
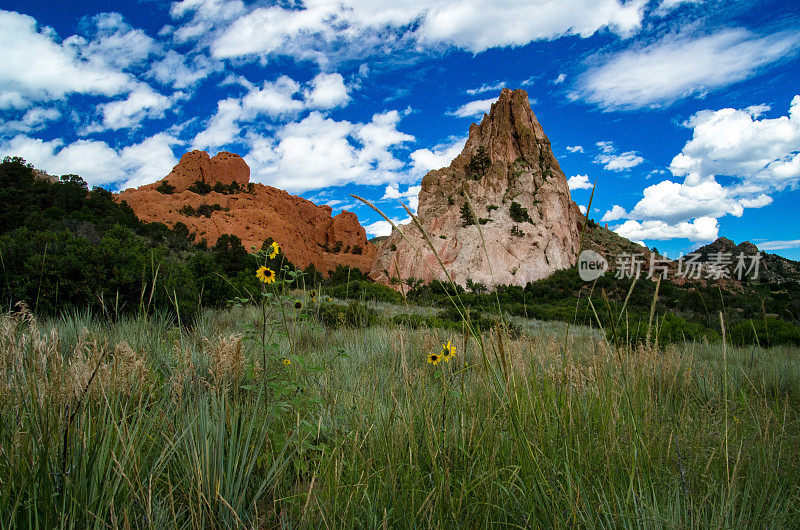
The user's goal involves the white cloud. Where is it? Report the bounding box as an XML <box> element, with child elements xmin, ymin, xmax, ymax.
<box><xmin>593</xmin><ymin>141</ymin><xmax>644</xmax><ymax>171</ymax></box>
<box><xmin>242</xmin><ymin>76</ymin><xmax>304</xmax><ymax>119</ymax></box>
<box><xmin>0</xmin><ymin>10</ymin><xmax>135</xmax><ymax>104</ymax></box>
<box><xmin>567</xmin><ymin>174</ymin><xmax>593</xmax><ymax>190</ymax></box>
<box><xmin>203</xmin><ymin>0</ymin><xmax>647</xmax><ymax>61</ymax></box>
<box><xmin>67</xmin><ymin>12</ymin><xmax>158</xmax><ymax>70</ymax></box>
<box><xmin>758</xmin><ymin>239</ymin><xmax>800</xmax><ymax>251</ymax></box>
<box><xmin>192</xmin><ymin>97</ymin><xmax>242</xmax><ymax>149</ymax></box>
<box><xmin>578</xmin><ymin>204</ymin><xmax>587</xmax><ymax>215</ymax></box>
<box><xmin>566</xmin><ymin>145</ymin><xmax>584</xmax><ymax>153</ymax></box>
<box><xmin>192</xmin><ymin>74</ymin><xmax>348</xmax><ymax>149</ymax></box>
<box><xmin>304</xmin><ymin>72</ymin><xmax>350</xmax><ymax>109</ymax></box>
<box><xmin>170</xmin><ymin>0</ymin><xmax>246</xmax><ymax>43</ymax></box>
<box><xmin>576</xmin><ymin>28</ymin><xmax>800</xmax><ymax>110</ymax></box>
<box><xmin>655</xmin><ymin>0</ymin><xmax>705</xmax><ymax>16</ymax></box>
<box><xmin>410</xmin><ymin>136</ymin><xmax>466</xmax><ymax>175</ymax></box>
<box><xmin>245</xmin><ymin>110</ymin><xmax>414</xmax><ymax>193</ymax></box>
<box><xmin>364</xmin><ymin>220</ymin><xmax>397</xmax><ymax>238</ymax></box>
<box><xmin>613</xmin><ymin>217</ymin><xmax>719</xmax><ymax>242</ymax></box>
<box><xmin>466</xmin><ymin>82</ymin><xmax>505</xmax><ymax>95</ymax></box>
<box><xmin>552</xmin><ymin>73</ymin><xmax>566</xmax><ymax>85</ymax></box>
<box><xmin>0</xmin><ymin>132</ymin><xmax>179</xmax><ymax>189</ymax></box>
<box><xmin>2</xmin><ymin>107</ymin><xmax>60</xmax><ymax>133</ymax></box>
<box><xmin>148</xmin><ymin>50</ymin><xmax>217</xmax><ymax>89</ymax></box>
<box><xmin>601</xmin><ymin>204</ymin><xmax>627</xmax><ymax>222</ymax></box>
<box><xmin>670</xmin><ymin>95</ymin><xmax>800</xmax><ymax>192</ymax></box>
<box><xmin>600</xmin><ymin>97</ymin><xmax>799</xmax><ymax>242</ymax></box>
<box><xmin>89</xmin><ymin>86</ymin><xmax>175</xmax><ymax>132</ymax></box>
<box><xmin>383</xmin><ymin>184</ymin><xmax>422</xmax><ymax>212</ymax></box>
<box><xmin>448</xmin><ymin>97</ymin><xmax>496</xmax><ymax>118</ymax></box>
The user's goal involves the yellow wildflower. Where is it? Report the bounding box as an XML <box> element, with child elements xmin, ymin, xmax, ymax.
<box><xmin>269</xmin><ymin>241</ymin><xmax>280</xmax><ymax>259</ymax></box>
<box><xmin>427</xmin><ymin>352</ymin><xmax>441</xmax><ymax>365</ymax></box>
<box><xmin>256</xmin><ymin>266</ymin><xmax>276</xmax><ymax>284</ymax></box>
<box><xmin>441</xmin><ymin>340</ymin><xmax>456</xmax><ymax>362</ymax></box>
<box><xmin>282</xmin><ymin>358</ymin><xmax>291</xmax><ymax>366</ymax></box>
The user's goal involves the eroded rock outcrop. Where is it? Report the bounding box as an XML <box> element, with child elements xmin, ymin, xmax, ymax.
<box><xmin>370</xmin><ymin>88</ymin><xmax>582</xmax><ymax>287</ymax></box>
<box><xmin>117</xmin><ymin>151</ymin><xmax>375</xmax><ymax>274</ymax></box>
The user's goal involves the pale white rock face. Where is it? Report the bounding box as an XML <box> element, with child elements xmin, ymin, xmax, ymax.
<box><xmin>370</xmin><ymin>88</ymin><xmax>583</xmax><ymax>288</ymax></box>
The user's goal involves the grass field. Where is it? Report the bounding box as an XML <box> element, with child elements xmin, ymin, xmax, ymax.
<box><xmin>1</xmin><ymin>294</ymin><xmax>799</xmax><ymax>528</ymax></box>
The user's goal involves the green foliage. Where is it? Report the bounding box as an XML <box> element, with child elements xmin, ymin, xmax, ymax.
<box><xmin>187</xmin><ymin>180</ymin><xmax>213</xmax><ymax>194</ymax></box>
<box><xmin>318</xmin><ymin>300</ymin><xmax>378</xmax><ymax>328</ymax></box>
<box><xmin>731</xmin><ymin>317</ymin><xmax>800</xmax><ymax>347</ymax></box>
<box><xmin>156</xmin><ymin>180</ymin><xmax>176</xmax><ymax>194</ymax></box>
<box><xmin>511</xmin><ymin>225</ymin><xmax>524</xmax><ymax>237</ymax></box>
<box><xmin>212</xmin><ymin>180</ymin><xmax>241</xmax><ymax>194</ymax></box>
<box><xmin>466</xmin><ymin>145</ymin><xmax>491</xmax><ymax>179</ymax></box>
<box><xmin>460</xmin><ymin>202</ymin><xmax>475</xmax><ymax>227</ymax></box>
<box><xmin>510</xmin><ymin>201</ymin><xmax>532</xmax><ymax>223</ymax></box>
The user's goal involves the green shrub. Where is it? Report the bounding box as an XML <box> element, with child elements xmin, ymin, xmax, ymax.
<box><xmin>318</xmin><ymin>301</ymin><xmax>378</xmax><ymax>328</ymax></box>
<box><xmin>510</xmin><ymin>201</ymin><xmax>532</xmax><ymax>223</ymax></box>
<box><xmin>731</xmin><ymin>317</ymin><xmax>800</xmax><ymax>347</ymax></box>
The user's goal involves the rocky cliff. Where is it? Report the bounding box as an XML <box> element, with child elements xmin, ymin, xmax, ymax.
<box><xmin>117</xmin><ymin>150</ymin><xmax>376</xmax><ymax>274</ymax></box>
<box><xmin>370</xmin><ymin>88</ymin><xmax>582</xmax><ymax>287</ymax></box>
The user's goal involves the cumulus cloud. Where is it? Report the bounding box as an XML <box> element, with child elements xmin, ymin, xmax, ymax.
<box><xmin>566</xmin><ymin>145</ymin><xmax>584</xmax><ymax>153</ymax></box>
<box><xmin>245</xmin><ymin>110</ymin><xmax>414</xmax><ymax>193</ymax></box>
<box><xmin>68</xmin><ymin>12</ymin><xmax>158</xmax><ymax>70</ymax></box>
<box><xmin>614</xmin><ymin>217</ymin><xmax>719</xmax><ymax>242</ymax></box>
<box><xmin>88</xmin><ymin>86</ymin><xmax>176</xmax><ymax>132</ymax></box>
<box><xmin>601</xmin><ymin>204</ymin><xmax>627</xmax><ymax>222</ymax></box>
<box><xmin>0</xmin><ymin>132</ymin><xmax>179</xmax><ymax>189</ymax></box>
<box><xmin>670</xmin><ymin>95</ymin><xmax>800</xmax><ymax>192</ymax></box>
<box><xmin>192</xmin><ymin>74</ymin><xmax>349</xmax><ymax>149</ymax></box>
<box><xmin>593</xmin><ymin>141</ymin><xmax>644</xmax><ymax>171</ymax></box>
<box><xmin>567</xmin><ymin>174</ymin><xmax>593</xmax><ymax>190</ymax></box>
<box><xmin>383</xmin><ymin>183</ymin><xmax>422</xmax><ymax>212</ymax></box>
<box><xmin>2</xmin><ymin>107</ymin><xmax>60</xmax><ymax>134</ymax></box>
<box><xmin>148</xmin><ymin>50</ymin><xmax>218</xmax><ymax>89</ymax></box>
<box><xmin>0</xmin><ymin>10</ymin><xmax>134</xmax><ymax>104</ymax></box>
<box><xmin>605</xmin><ymin>97</ymin><xmax>800</xmax><ymax>242</ymax></box>
<box><xmin>576</xmin><ymin>28</ymin><xmax>800</xmax><ymax>110</ymax></box>
<box><xmin>304</xmin><ymin>73</ymin><xmax>350</xmax><ymax>109</ymax></box>
<box><xmin>410</xmin><ymin>136</ymin><xmax>466</xmax><ymax>175</ymax></box>
<box><xmin>448</xmin><ymin>97</ymin><xmax>496</xmax><ymax>118</ymax></box>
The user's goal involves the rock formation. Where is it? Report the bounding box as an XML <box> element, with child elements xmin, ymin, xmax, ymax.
<box><xmin>117</xmin><ymin>151</ymin><xmax>376</xmax><ymax>274</ymax></box>
<box><xmin>370</xmin><ymin>88</ymin><xmax>582</xmax><ymax>287</ymax></box>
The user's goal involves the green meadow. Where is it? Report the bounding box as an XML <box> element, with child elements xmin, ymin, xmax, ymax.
<box><xmin>2</xmin><ymin>292</ymin><xmax>799</xmax><ymax>528</ymax></box>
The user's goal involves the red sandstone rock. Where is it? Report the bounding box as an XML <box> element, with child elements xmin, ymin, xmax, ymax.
<box><xmin>117</xmin><ymin>151</ymin><xmax>375</xmax><ymax>274</ymax></box>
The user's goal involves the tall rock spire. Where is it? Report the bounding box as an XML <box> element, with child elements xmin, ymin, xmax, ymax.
<box><xmin>370</xmin><ymin>88</ymin><xmax>582</xmax><ymax>288</ymax></box>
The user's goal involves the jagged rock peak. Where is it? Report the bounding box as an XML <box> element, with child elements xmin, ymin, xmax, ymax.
<box><xmin>160</xmin><ymin>150</ymin><xmax>250</xmax><ymax>193</ymax></box>
<box><xmin>370</xmin><ymin>88</ymin><xmax>582</xmax><ymax>289</ymax></box>
<box><xmin>465</xmin><ymin>87</ymin><xmax>552</xmax><ymax>165</ymax></box>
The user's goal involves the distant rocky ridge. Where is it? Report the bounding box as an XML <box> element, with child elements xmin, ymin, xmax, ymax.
<box><xmin>370</xmin><ymin>88</ymin><xmax>582</xmax><ymax>287</ymax></box>
<box><xmin>117</xmin><ymin>150</ymin><xmax>376</xmax><ymax>274</ymax></box>
<box><xmin>692</xmin><ymin>237</ymin><xmax>800</xmax><ymax>284</ymax></box>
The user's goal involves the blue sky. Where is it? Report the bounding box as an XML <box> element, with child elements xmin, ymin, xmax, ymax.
<box><xmin>1</xmin><ymin>0</ymin><xmax>799</xmax><ymax>259</ymax></box>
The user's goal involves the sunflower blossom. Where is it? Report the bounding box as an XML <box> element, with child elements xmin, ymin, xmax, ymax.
<box><xmin>256</xmin><ymin>266</ymin><xmax>276</xmax><ymax>284</ymax></box>
<box><xmin>427</xmin><ymin>352</ymin><xmax>441</xmax><ymax>365</ymax></box>
<box><xmin>441</xmin><ymin>340</ymin><xmax>456</xmax><ymax>362</ymax></box>
<box><xmin>269</xmin><ymin>241</ymin><xmax>280</xmax><ymax>259</ymax></box>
